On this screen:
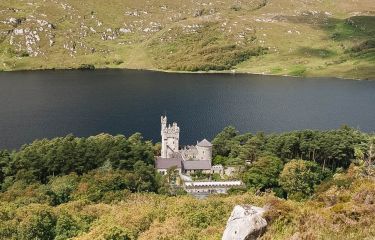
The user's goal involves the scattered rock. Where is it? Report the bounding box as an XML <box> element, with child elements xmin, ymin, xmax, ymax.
<box><xmin>119</xmin><ymin>28</ymin><xmax>131</xmax><ymax>33</ymax></box>
<box><xmin>222</xmin><ymin>205</ymin><xmax>267</xmax><ymax>240</ymax></box>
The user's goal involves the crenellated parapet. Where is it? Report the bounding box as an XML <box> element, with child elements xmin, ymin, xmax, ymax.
<box><xmin>163</xmin><ymin>123</ymin><xmax>180</xmax><ymax>135</ymax></box>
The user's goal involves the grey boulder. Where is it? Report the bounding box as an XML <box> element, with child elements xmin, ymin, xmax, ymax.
<box><xmin>222</xmin><ymin>205</ymin><xmax>267</xmax><ymax>240</ymax></box>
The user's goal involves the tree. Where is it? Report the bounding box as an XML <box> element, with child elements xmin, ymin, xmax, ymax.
<box><xmin>133</xmin><ymin>161</ymin><xmax>157</xmax><ymax>192</ymax></box>
<box><xmin>2</xmin><ymin>133</ymin><xmax>155</xmax><ymax>184</ymax></box>
<box><xmin>104</xmin><ymin>226</ymin><xmax>133</xmax><ymax>240</ymax></box>
<box><xmin>213</xmin><ymin>155</ymin><xmax>228</xmax><ymax>165</ymax></box>
<box><xmin>239</xmin><ymin>133</ymin><xmax>266</xmax><ymax>163</ymax></box>
<box><xmin>166</xmin><ymin>166</ymin><xmax>179</xmax><ymax>184</ymax></box>
<box><xmin>55</xmin><ymin>214</ymin><xmax>81</xmax><ymax>240</ymax></box>
<box><xmin>279</xmin><ymin>160</ymin><xmax>325</xmax><ymax>200</ymax></box>
<box><xmin>212</xmin><ymin>126</ymin><xmax>239</xmax><ymax>157</ymax></box>
<box><xmin>242</xmin><ymin>155</ymin><xmax>283</xmax><ymax>191</ymax></box>
<box><xmin>47</xmin><ymin>173</ymin><xmax>79</xmax><ymax>205</ymax></box>
<box><xmin>0</xmin><ymin>150</ymin><xmax>11</xmax><ymax>186</ymax></box>
<box><xmin>18</xmin><ymin>208</ymin><xmax>57</xmax><ymax>240</ymax></box>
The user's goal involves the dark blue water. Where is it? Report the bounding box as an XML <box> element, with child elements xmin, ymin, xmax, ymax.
<box><xmin>0</xmin><ymin>69</ymin><xmax>374</xmax><ymax>150</ymax></box>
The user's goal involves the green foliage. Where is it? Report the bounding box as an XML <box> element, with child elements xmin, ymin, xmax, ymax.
<box><xmin>213</xmin><ymin>127</ymin><xmax>368</xmax><ymax>172</ymax></box>
<box><xmin>212</xmin><ymin>126</ymin><xmax>239</xmax><ymax>157</ymax></box>
<box><xmin>288</xmin><ymin>65</ymin><xmax>307</xmax><ymax>76</ymax></box>
<box><xmin>238</xmin><ymin>133</ymin><xmax>266</xmax><ymax>162</ymax></box>
<box><xmin>55</xmin><ymin>214</ymin><xmax>82</xmax><ymax>240</ymax></box>
<box><xmin>0</xmin><ymin>180</ymin><xmax>50</xmax><ymax>205</ymax></box>
<box><xmin>0</xmin><ymin>150</ymin><xmax>10</xmax><ymax>185</ymax></box>
<box><xmin>212</xmin><ymin>155</ymin><xmax>228</xmax><ymax>165</ymax></box>
<box><xmin>72</xmin><ymin>169</ymin><xmax>139</xmax><ymax>202</ymax></box>
<box><xmin>0</xmin><ymin>133</ymin><xmax>154</xmax><ymax>185</ymax></box>
<box><xmin>264</xmin><ymin>128</ymin><xmax>367</xmax><ymax>170</ymax></box>
<box><xmin>351</xmin><ymin>39</ymin><xmax>375</xmax><ymax>53</ymax></box>
<box><xmin>227</xmin><ymin>186</ymin><xmax>248</xmax><ymax>195</ymax></box>
<box><xmin>18</xmin><ymin>207</ymin><xmax>57</xmax><ymax>240</ymax></box>
<box><xmin>242</xmin><ymin>155</ymin><xmax>283</xmax><ymax>191</ymax></box>
<box><xmin>328</xmin><ymin>16</ymin><xmax>375</xmax><ymax>41</ymax></box>
<box><xmin>133</xmin><ymin>161</ymin><xmax>158</xmax><ymax>192</ymax></box>
<box><xmin>279</xmin><ymin>160</ymin><xmax>325</xmax><ymax>200</ymax></box>
<box><xmin>104</xmin><ymin>227</ymin><xmax>133</xmax><ymax>240</ymax></box>
<box><xmin>47</xmin><ymin>174</ymin><xmax>80</xmax><ymax>205</ymax></box>
<box><xmin>270</xmin><ymin>67</ymin><xmax>282</xmax><ymax>73</ymax></box>
<box><xmin>297</xmin><ymin>47</ymin><xmax>336</xmax><ymax>58</ymax></box>
<box><xmin>147</xmin><ymin>23</ymin><xmax>265</xmax><ymax>71</ymax></box>
<box><xmin>184</xmin><ymin>200</ymin><xmax>231</xmax><ymax>230</ymax></box>
<box><xmin>0</xmin><ymin>128</ymin><xmax>373</xmax><ymax>239</ymax></box>
<box><xmin>78</xmin><ymin>64</ymin><xmax>95</xmax><ymax>70</ymax></box>
<box><xmin>211</xmin><ymin>173</ymin><xmax>222</xmax><ymax>181</ymax></box>
<box><xmin>0</xmin><ymin>1</ymin><xmax>373</xmax><ymax>79</ymax></box>
<box><xmin>191</xmin><ymin>170</ymin><xmax>211</xmax><ymax>181</ymax></box>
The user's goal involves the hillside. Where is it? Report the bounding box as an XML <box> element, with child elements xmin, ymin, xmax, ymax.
<box><xmin>0</xmin><ymin>175</ymin><xmax>374</xmax><ymax>240</ymax></box>
<box><xmin>0</xmin><ymin>0</ymin><xmax>374</xmax><ymax>79</ymax></box>
<box><xmin>0</xmin><ymin>128</ymin><xmax>374</xmax><ymax>239</ymax></box>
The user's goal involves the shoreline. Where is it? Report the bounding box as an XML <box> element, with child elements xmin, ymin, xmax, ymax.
<box><xmin>0</xmin><ymin>65</ymin><xmax>373</xmax><ymax>81</ymax></box>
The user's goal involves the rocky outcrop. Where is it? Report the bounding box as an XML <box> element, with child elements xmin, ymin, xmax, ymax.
<box><xmin>222</xmin><ymin>205</ymin><xmax>267</xmax><ymax>240</ymax></box>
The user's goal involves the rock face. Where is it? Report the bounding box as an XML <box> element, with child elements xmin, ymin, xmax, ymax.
<box><xmin>222</xmin><ymin>205</ymin><xmax>267</xmax><ymax>240</ymax></box>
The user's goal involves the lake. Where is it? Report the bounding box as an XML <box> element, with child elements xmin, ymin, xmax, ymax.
<box><xmin>0</xmin><ymin>69</ymin><xmax>374</xmax><ymax>150</ymax></box>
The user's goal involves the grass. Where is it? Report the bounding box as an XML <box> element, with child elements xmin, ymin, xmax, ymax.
<box><xmin>0</xmin><ymin>0</ymin><xmax>374</xmax><ymax>79</ymax></box>
<box><xmin>289</xmin><ymin>65</ymin><xmax>307</xmax><ymax>77</ymax></box>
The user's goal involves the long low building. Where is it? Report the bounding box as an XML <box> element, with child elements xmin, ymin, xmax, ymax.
<box><xmin>184</xmin><ymin>181</ymin><xmax>243</xmax><ymax>195</ymax></box>
<box><xmin>155</xmin><ymin>155</ymin><xmax>212</xmax><ymax>175</ymax></box>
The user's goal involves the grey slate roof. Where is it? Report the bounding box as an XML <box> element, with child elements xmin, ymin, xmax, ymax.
<box><xmin>197</xmin><ymin>139</ymin><xmax>212</xmax><ymax>147</ymax></box>
<box><xmin>155</xmin><ymin>157</ymin><xmax>182</xmax><ymax>169</ymax></box>
<box><xmin>182</xmin><ymin>160</ymin><xmax>211</xmax><ymax>170</ymax></box>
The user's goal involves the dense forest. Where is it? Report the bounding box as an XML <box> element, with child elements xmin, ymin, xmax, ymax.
<box><xmin>0</xmin><ymin>127</ymin><xmax>374</xmax><ymax>239</ymax></box>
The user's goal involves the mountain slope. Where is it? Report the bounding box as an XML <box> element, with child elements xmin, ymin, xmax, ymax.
<box><xmin>0</xmin><ymin>0</ymin><xmax>374</xmax><ymax>79</ymax></box>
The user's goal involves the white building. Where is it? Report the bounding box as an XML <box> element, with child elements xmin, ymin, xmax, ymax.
<box><xmin>156</xmin><ymin>116</ymin><xmax>213</xmax><ymax>175</ymax></box>
<box><xmin>184</xmin><ymin>181</ymin><xmax>243</xmax><ymax>195</ymax></box>
<box><xmin>211</xmin><ymin>164</ymin><xmax>224</xmax><ymax>175</ymax></box>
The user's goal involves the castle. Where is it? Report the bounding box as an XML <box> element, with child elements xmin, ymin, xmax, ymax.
<box><xmin>155</xmin><ymin>116</ymin><xmax>213</xmax><ymax>175</ymax></box>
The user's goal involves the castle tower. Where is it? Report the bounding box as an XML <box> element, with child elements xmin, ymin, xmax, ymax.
<box><xmin>196</xmin><ymin>139</ymin><xmax>213</xmax><ymax>161</ymax></box>
<box><xmin>161</xmin><ymin>116</ymin><xmax>168</xmax><ymax>158</ymax></box>
<box><xmin>161</xmin><ymin>116</ymin><xmax>180</xmax><ymax>158</ymax></box>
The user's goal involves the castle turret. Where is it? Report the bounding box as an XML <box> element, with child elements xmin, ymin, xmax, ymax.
<box><xmin>161</xmin><ymin>116</ymin><xmax>167</xmax><ymax>131</ymax></box>
<box><xmin>196</xmin><ymin>139</ymin><xmax>212</xmax><ymax>161</ymax></box>
<box><xmin>161</xmin><ymin>116</ymin><xmax>168</xmax><ymax>158</ymax></box>
<box><xmin>161</xmin><ymin>116</ymin><xmax>180</xmax><ymax>158</ymax></box>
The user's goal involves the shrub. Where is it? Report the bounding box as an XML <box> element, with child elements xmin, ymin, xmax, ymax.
<box><xmin>113</xmin><ymin>59</ymin><xmax>124</xmax><ymax>65</ymax></box>
<box><xmin>279</xmin><ymin>160</ymin><xmax>325</xmax><ymax>200</ymax></box>
<box><xmin>104</xmin><ymin>226</ymin><xmax>134</xmax><ymax>240</ymax></box>
<box><xmin>47</xmin><ymin>174</ymin><xmax>80</xmax><ymax>205</ymax></box>
<box><xmin>55</xmin><ymin>214</ymin><xmax>81</xmax><ymax>240</ymax></box>
<box><xmin>242</xmin><ymin>155</ymin><xmax>283</xmax><ymax>191</ymax></box>
<box><xmin>78</xmin><ymin>64</ymin><xmax>95</xmax><ymax>70</ymax></box>
<box><xmin>18</xmin><ymin>207</ymin><xmax>57</xmax><ymax>240</ymax></box>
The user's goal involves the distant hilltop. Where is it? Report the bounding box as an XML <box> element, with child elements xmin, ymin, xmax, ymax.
<box><xmin>0</xmin><ymin>0</ymin><xmax>374</xmax><ymax>79</ymax></box>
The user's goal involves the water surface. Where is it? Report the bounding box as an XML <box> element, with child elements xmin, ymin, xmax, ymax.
<box><xmin>0</xmin><ymin>70</ymin><xmax>374</xmax><ymax>149</ymax></box>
